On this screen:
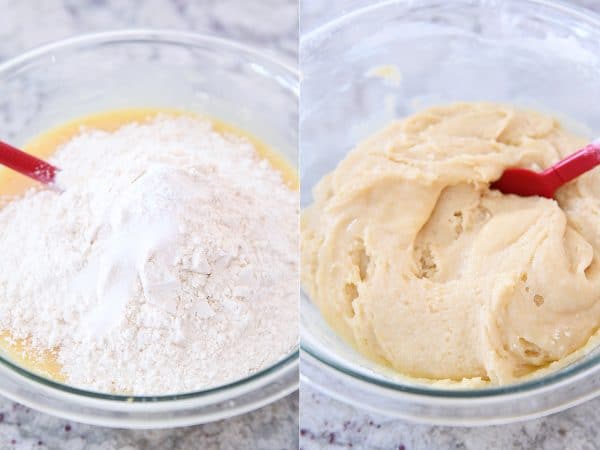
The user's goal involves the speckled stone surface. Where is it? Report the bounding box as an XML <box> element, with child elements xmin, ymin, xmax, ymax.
<box><xmin>1</xmin><ymin>397</ymin><xmax>298</xmax><ymax>450</ymax></box>
<box><xmin>299</xmin><ymin>1</ymin><xmax>600</xmax><ymax>449</ymax></box>
<box><xmin>0</xmin><ymin>1</ymin><xmax>298</xmax><ymax>449</ymax></box>
<box><xmin>299</xmin><ymin>383</ymin><xmax>599</xmax><ymax>450</ymax></box>
<box><xmin>0</xmin><ymin>0</ymin><xmax>297</xmax><ymax>63</ymax></box>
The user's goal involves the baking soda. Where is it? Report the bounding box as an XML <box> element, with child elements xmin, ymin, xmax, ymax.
<box><xmin>0</xmin><ymin>115</ymin><xmax>298</xmax><ymax>394</ymax></box>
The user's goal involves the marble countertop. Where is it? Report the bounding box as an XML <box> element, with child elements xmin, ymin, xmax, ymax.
<box><xmin>0</xmin><ymin>0</ymin><xmax>297</xmax><ymax>64</ymax></box>
<box><xmin>1</xmin><ymin>397</ymin><xmax>298</xmax><ymax>450</ymax></box>
<box><xmin>299</xmin><ymin>1</ymin><xmax>600</xmax><ymax>450</ymax></box>
<box><xmin>300</xmin><ymin>383</ymin><xmax>599</xmax><ymax>450</ymax></box>
<box><xmin>0</xmin><ymin>1</ymin><xmax>298</xmax><ymax>449</ymax></box>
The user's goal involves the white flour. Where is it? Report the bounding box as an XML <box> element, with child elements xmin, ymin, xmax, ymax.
<box><xmin>0</xmin><ymin>115</ymin><xmax>298</xmax><ymax>395</ymax></box>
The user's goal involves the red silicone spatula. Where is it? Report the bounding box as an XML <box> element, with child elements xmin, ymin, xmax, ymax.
<box><xmin>0</xmin><ymin>139</ymin><xmax>59</xmax><ymax>184</ymax></box>
<box><xmin>491</xmin><ymin>142</ymin><xmax>600</xmax><ymax>198</ymax></box>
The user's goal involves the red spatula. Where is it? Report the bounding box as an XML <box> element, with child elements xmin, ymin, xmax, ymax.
<box><xmin>491</xmin><ymin>142</ymin><xmax>600</xmax><ymax>198</ymax></box>
<box><xmin>0</xmin><ymin>139</ymin><xmax>59</xmax><ymax>185</ymax></box>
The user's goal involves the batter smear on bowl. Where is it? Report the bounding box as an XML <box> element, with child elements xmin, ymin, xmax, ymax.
<box><xmin>301</xmin><ymin>102</ymin><xmax>600</xmax><ymax>386</ymax></box>
<box><xmin>0</xmin><ymin>110</ymin><xmax>298</xmax><ymax>395</ymax></box>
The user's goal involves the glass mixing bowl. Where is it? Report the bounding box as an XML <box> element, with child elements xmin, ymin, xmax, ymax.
<box><xmin>300</xmin><ymin>0</ymin><xmax>600</xmax><ymax>425</ymax></box>
<box><xmin>0</xmin><ymin>30</ymin><xmax>298</xmax><ymax>428</ymax></box>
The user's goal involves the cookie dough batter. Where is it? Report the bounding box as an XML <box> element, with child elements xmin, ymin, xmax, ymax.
<box><xmin>301</xmin><ymin>102</ymin><xmax>600</xmax><ymax>384</ymax></box>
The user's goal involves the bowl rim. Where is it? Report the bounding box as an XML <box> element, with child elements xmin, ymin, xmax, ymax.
<box><xmin>299</xmin><ymin>0</ymin><xmax>600</xmax><ymax>401</ymax></box>
<box><xmin>0</xmin><ymin>28</ymin><xmax>299</xmax><ymax>404</ymax></box>
<box><xmin>300</xmin><ymin>0</ymin><xmax>600</xmax><ymax>45</ymax></box>
<box><xmin>0</xmin><ymin>28</ymin><xmax>297</xmax><ymax>79</ymax></box>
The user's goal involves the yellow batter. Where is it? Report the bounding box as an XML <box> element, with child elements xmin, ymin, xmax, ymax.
<box><xmin>0</xmin><ymin>108</ymin><xmax>298</xmax><ymax>383</ymax></box>
<box><xmin>301</xmin><ymin>102</ymin><xmax>600</xmax><ymax>385</ymax></box>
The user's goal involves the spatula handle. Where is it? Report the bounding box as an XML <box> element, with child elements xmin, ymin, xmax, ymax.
<box><xmin>543</xmin><ymin>143</ymin><xmax>600</xmax><ymax>184</ymax></box>
<box><xmin>0</xmin><ymin>140</ymin><xmax>58</xmax><ymax>184</ymax></box>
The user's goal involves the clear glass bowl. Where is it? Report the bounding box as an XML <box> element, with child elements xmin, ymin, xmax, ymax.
<box><xmin>300</xmin><ymin>0</ymin><xmax>600</xmax><ymax>425</ymax></box>
<box><xmin>0</xmin><ymin>30</ymin><xmax>298</xmax><ymax>428</ymax></box>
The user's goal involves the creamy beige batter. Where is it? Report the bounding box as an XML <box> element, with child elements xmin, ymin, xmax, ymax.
<box><xmin>301</xmin><ymin>102</ymin><xmax>600</xmax><ymax>385</ymax></box>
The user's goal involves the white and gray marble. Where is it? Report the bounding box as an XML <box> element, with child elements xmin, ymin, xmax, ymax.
<box><xmin>1</xmin><ymin>396</ymin><xmax>298</xmax><ymax>450</ymax></box>
<box><xmin>299</xmin><ymin>383</ymin><xmax>599</xmax><ymax>450</ymax></box>
<box><xmin>0</xmin><ymin>0</ymin><xmax>297</xmax><ymax>64</ymax></box>
<box><xmin>0</xmin><ymin>1</ymin><xmax>298</xmax><ymax>449</ymax></box>
<box><xmin>299</xmin><ymin>1</ymin><xmax>600</xmax><ymax>450</ymax></box>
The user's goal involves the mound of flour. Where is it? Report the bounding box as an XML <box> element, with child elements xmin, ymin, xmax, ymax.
<box><xmin>0</xmin><ymin>115</ymin><xmax>298</xmax><ymax>394</ymax></box>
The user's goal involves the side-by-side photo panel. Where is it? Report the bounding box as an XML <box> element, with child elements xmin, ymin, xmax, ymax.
<box><xmin>0</xmin><ymin>0</ymin><xmax>299</xmax><ymax>448</ymax></box>
<box><xmin>299</xmin><ymin>0</ymin><xmax>600</xmax><ymax>449</ymax></box>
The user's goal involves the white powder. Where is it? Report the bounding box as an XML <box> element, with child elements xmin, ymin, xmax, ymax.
<box><xmin>0</xmin><ymin>115</ymin><xmax>298</xmax><ymax>395</ymax></box>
